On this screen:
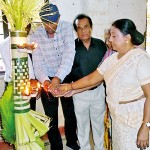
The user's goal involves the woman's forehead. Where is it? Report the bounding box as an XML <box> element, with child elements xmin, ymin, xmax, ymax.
<box><xmin>110</xmin><ymin>26</ymin><xmax>120</xmax><ymax>34</ymax></box>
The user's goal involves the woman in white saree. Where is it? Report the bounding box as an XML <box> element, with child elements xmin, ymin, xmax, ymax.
<box><xmin>56</xmin><ymin>19</ymin><xmax>150</xmax><ymax>150</ymax></box>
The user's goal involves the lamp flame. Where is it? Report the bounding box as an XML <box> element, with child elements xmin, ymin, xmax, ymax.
<box><xmin>24</xmin><ymin>85</ymin><xmax>30</xmax><ymax>96</ymax></box>
<box><xmin>37</xmin><ymin>82</ymin><xmax>41</xmax><ymax>89</ymax></box>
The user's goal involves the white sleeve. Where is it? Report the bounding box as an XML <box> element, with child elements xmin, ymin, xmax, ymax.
<box><xmin>136</xmin><ymin>54</ymin><xmax>150</xmax><ymax>85</ymax></box>
<box><xmin>0</xmin><ymin>37</ymin><xmax>12</xmax><ymax>82</ymax></box>
<box><xmin>97</xmin><ymin>54</ymin><xmax>112</xmax><ymax>75</ymax></box>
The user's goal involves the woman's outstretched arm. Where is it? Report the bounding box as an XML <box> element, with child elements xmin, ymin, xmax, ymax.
<box><xmin>56</xmin><ymin>70</ymin><xmax>104</xmax><ymax>95</ymax></box>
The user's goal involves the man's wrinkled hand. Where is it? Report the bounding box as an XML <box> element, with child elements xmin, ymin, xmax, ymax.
<box><xmin>43</xmin><ymin>80</ymin><xmax>51</xmax><ymax>91</ymax></box>
<box><xmin>54</xmin><ymin>83</ymin><xmax>72</xmax><ymax>96</ymax></box>
<box><xmin>30</xmin><ymin>79</ymin><xmax>38</xmax><ymax>88</ymax></box>
<box><xmin>30</xmin><ymin>79</ymin><xmax>38</xmax><ymax>93</ymax></box>
<box><xmin>48</xmin><ymin>76</ymin><xmax>61</xmax><ymax>93</ymax></box>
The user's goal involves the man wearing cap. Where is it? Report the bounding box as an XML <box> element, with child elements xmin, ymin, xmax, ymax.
<box><xmin>29</xmin><ymin>3</ymin><xmax>79</xmax><ymax>150</ymax></box>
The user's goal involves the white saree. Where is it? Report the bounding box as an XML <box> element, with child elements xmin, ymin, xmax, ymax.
<box><xmin>97</xmin><ymin>48</ymin><xmax>150</xmax><ymax>150</ymax></box>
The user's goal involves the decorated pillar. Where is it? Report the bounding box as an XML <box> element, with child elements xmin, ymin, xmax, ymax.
<box><xmin>10</xmin><ymin>31</ymin><xmax>30</xmax><ymax>113</ymax></box>
<box><xmin>0</xmin><ymin>1</ymin><xmax>51</xmax><ymax>149</ymax></box>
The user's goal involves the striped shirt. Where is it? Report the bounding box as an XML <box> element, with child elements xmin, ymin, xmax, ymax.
<box><xmin>30</xmin><ymin>20</ymin><xmax>75</xmax><ymax>83</ymax></box>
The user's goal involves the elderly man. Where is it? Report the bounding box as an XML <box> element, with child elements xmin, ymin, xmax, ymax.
<box><xmin>68</xmin><ymin>14</ymin><xmax>107</xmax><ymax>150</ymax></box>
<box><xmin>29</xmin><ymin>3</ymin><xmax>79</xmax><ymax>150</ymax></box>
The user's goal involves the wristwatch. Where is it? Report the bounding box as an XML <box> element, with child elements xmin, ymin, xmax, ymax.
<box><xmin>142</xmin><ymin>121</ymin><xmax>150</xmax><ymax>128</ymax></box>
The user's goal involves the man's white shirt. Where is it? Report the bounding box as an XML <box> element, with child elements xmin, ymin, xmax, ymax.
<box><xmin>0</xmin><ymin>36</ymin><xmax>35</xmax><ymax>82</ymax></box>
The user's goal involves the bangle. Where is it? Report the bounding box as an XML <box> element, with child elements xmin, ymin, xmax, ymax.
<box><xmin>142</xmin><ymin>120</ymin><xmax>150</xmax><ymax>124</ymax></box>
<box><xmin>70</xmin><ymin>83</ymin><xmax>74</xmax><ymax>90</ymax></box>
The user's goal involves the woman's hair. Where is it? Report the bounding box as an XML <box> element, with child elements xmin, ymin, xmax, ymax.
<box><xmin>112</xmin><ymin>19</ymin><xmax>144</xmax><ymax>45</ymax></box>
<box><xmin>73</xmin><ymin>14</ymin><xmax>93</xmax><ymax>31</ymax></box>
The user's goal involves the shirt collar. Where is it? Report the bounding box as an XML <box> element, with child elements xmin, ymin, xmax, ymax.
<box><xmin>77</xmin><ymin>37</ymin><xmax>94</xmax><ymax>45</ymax></box>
